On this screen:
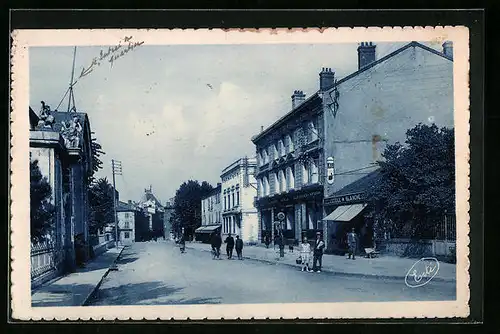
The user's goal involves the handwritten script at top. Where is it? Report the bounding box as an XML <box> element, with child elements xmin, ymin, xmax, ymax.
<box><xmin>404</xmin><ymin>257</ymin><xmax>440</xmax><ymax>288</ymax></box>
<box><xmin>78</xmin><ymin>36</ymin><xmax>144</xmax><ymax>80</ymax></box>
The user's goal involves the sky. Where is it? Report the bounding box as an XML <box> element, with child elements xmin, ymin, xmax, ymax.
<box><xmin>30</xmin><ymin>41</ymin><xmax>428</xmax><ymax>203</ymax></box>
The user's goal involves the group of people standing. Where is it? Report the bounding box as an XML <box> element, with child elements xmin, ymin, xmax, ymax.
<box><xmin>210</xmin><ymin>232</ymin><xmax>244</xmax><ymax>260</ymax></box>
<box><xmin>299</xmin><ymin>232</ymin><xmax>326</xmax><ymax>273</ymax></box>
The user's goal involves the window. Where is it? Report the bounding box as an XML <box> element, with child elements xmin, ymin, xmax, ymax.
<box><xmin>279</xmin><ymin>170</ymin><xmax>286</xmax><ymax>193</ymax></box>
<box><xmin>124</xmin><ymin>232</ymin><xmax>130</xmax><ymax>239</ymax></box>
<box><xmin>286</xmin><ymin>134</ymin><xmax>294</xmax><ymax>153</ymax></box>
<box><xmin>236</xmin><ymin>189</ymin><xmax>240</xmax><ymax>206</ymax></box>
<box><xmin>278</xmin><ymin>139</ymin><xmax>285</xmax><ymax>157</ymax></box>
<box><xmin>224</xmin><ymin>194</ymin><xmax>227</xmax><ymax>210</ymax></box>
<box><xmin>262</xmin><ymin>149</ymin><xmax>268</xmax><ymax>164</ymax></box>
<box><xmin>258</xmin><ymin>178</ymin><xmax>264</xmax><ymax>197</ymax></box>
<box><xmin>125</xmin><ymin>212</ymin><xmax>130</xmax><ymax>218</ymax></box>
<box><xmin>263</xmin><ymin>176</ymin><xmax>270</xmax><ymax>196</ymax></box>
<box><xmin>310</xmin><ymin>159</ymin><xmax>319</xmax><ymax>184</ymax></box>
<box><xmin>302</xmin><ymin>161</ymin><xmax>309</xmax><ymax>185</ymax></box>
<box><xmin>231</xmin><ymin>191</ymin><xmax>235</xmax><ymax>208</ymax></box>
<box><xmin>272</xmin><ymin>173</ymin><xmax>278</xmax><ymax>194</ymax></box>
<box><xmin>287</xmin><ymin>166</ymin><xmax>295</xmax><ymax>190</ymax></box>
<box><xmin>309</xmin><ymin>120</ymin><xmax>318</xmax><ymax>142</ymax></box>
<box><xmin>124</xmin><ymin>221</ymin><xmax>130</xmax><ymax>229</ymax></box>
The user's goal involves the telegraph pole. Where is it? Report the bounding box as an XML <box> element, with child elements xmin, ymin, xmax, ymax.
<box><xmin>112</xmin><ymin>159</ymin><xmax>122</xmax><ymax>248</ymax></box>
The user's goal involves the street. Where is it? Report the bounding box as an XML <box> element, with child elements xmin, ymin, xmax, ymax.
<box><xmin>87</xmin><ymin>241</ymin><xmax>456</xmax><ymax>305</ymax></box>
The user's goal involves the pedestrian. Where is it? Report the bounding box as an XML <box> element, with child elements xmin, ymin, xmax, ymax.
<box><xmin>300</xmin><ymin>237</ymin><xmax>312</xmax><ymax>272</ymax></box>
<box><xmin>347</xmin><ymin>228</ymin><xmax>358</xmax><ymax>260</ymax></box>
<box><xmin>210</xmin><ymin>233</ymin><xmax>218</xmax><ymax>259</ymax></box>
<box><xmin>214</xmin><ymin>232</ymin><xmax>222</xmax><ymax>259</ymax></box>
<box><xmin>224</xmin><ymin>233</ymin><xmax>235</xmax><ymax>259</ymax></box>
<box><xmin>312</xmin><ymin>232</ymin><xmax>325</xmax><ymax>272</ymax></box>
<box><xmin>179</xmin><ymin>233</ymin><xmax>186</xmax><ymax>253</ymax></box>
<box><xmin>264</xmin><ymin>233</ymin><xmax>270</xmax><ymax>249</ymax></box>
<box><xmin>235</xmin><ymin>235</ymin><xmax>244</xmax><ymax>260</ymax></box>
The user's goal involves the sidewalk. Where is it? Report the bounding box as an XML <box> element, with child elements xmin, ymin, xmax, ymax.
<box><xmin>31</xmin><ymin>246</ymin><xmax>125</xmax><ymax>307</ymax></box>
<box><xmin>186</xmin><ymin>242</ymin><xmax>456</xmax><ymax>282</ymax></box>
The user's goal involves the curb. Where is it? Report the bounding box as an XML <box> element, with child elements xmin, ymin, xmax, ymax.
<box><xmin>81</xmin><ymin>246</ymin><xmax>126</xmax><ymax>306</ymax></box>
<box><xmin>186</xmin><ymin>246</ymin><xmax>456</xmax><ymax>284</ymax></box>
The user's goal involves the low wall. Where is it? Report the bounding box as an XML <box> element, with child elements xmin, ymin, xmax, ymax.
<box><xmin>379</xmin><ymin>238</ymin><xmax>456</xmax><ymax>261</ymax></box>
<box><xmin>92</xmin><ymin>241</ymin><xmax>115</xmax><ymax>258</ymax></box>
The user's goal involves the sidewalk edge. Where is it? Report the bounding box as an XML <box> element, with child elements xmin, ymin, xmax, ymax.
<box><xmin>186</xmin><ymin>246</ymin><xmax>456</xmax><ymax>284</ymax></box>
<box><xmin>81</xmin><ymin>246</ymin><xmax>126</xmax><ymax>306</ymax></box>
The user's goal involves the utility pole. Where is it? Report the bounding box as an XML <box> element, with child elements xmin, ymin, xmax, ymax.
<box><xmin>112</xmin><ymin>159</ymin><xmax>122</xmax><ymax>248</ymax></box>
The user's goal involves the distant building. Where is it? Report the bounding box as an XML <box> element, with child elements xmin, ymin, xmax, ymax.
<box><xmin>220</xmin><ymin>157</ymin><xmax>259</xmax><ymax>244</ymax></box>
<box><xmin>195</xmin><ymin>184</ymin><xmax>222</xmax><ymax>243</ymax></box>
<box><xmin>137</xmin><ymin>186</ymin><xmax>164</xmax><ymax>240</ymax></box>
<box><xmin>116</xmin><ymin>200</ymin><xmax>136</xmax><ymax>245</ymax></box>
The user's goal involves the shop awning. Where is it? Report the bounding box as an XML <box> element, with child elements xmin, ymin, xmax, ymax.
<box><xmin>195</xmin><ymin>225</ymin><xmax>221</xmax><ymax>233</ymax></box>
<box><xmin>322</xmin><ymin>204</ymin><xmax>367</xmax><ymax>222</ymax></box>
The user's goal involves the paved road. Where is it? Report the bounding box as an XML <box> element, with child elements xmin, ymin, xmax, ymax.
<box><xmin>88</xmin><ymin>241</ymin><xmax>456</xmax><ymax>305</ymax></box>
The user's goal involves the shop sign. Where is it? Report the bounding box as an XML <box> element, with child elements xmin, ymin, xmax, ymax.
<box><xmin>256</xmin><ymin>189</ymin><xmax>323</xmax><ymax>207</ymax></box>
<box><xmin>324</xmin><ymin>192</ymin><xmax>365</xmax><ymax>205</ymax></box>
<box><xmin>326</xmin><ymin>157</ymin><xmax>335</xmax><ymax>184</ymax></box>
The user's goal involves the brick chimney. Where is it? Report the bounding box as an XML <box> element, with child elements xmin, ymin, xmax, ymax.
<box><xmin>442</xmin><ymin>41</ymin><xmax>453</xmax><ymax>59</ymax></box>
<box><xmin>291</xmin><ymin>90</ymin><xmax>306</xmax><ymax>109</ymax></box>
<box><xmin>319</xmin><ymin>68</ymin><xmax>335</xmax><ymax>91</ymax></box>
<box><xmin>357</xmin><ymin>42</ymin><xmax>376</xmax><ymax>69</ymax></box>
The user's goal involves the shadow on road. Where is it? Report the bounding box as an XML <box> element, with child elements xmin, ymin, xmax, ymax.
<box><xmin>116</xmin><ymin>255</ymin><xmax>140</xmax><ymax>265</ymax></box>
<box><xmin>32</xmin><ymin>283</ymin><xmax>96</xmax><ymax>307</ymax></box>
<box><xmin>87</xmin><ymin>281</ymin><xmax>221</xmax><ymax>305</ymax></box>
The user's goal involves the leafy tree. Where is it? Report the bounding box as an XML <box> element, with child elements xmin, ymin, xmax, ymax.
<box><xmin>366</xmin><ymin>123</ymin><xmax>455</xmax><ymax>239</ymax></box>
<box><xmin>88</xmin><ymin>177</ymin><xmax>115</xmax><ymax>236</ymax></box>
<box><xmin>172</xmin><ymin>180</ymin><xmax>213</xmax><ymax>238</ymax></box>
<box><xmin>88</xmin><ymin>137</ymin><xmax>105</xmax><ymax>184</ymax></box>
<box><xmin>30</xmin><ymin>159</ymin><xmax>55</xmax><ymax>243</ymax></box>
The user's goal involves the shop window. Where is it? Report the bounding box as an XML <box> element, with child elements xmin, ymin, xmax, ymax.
<box><xmin>286</xmin><ymin>211</ymin><xmax>294</xmax><ymax>230</ymax></box>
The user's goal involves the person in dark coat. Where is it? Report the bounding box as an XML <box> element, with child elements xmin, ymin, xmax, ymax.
<box><xmin>224</xmin><ymin>233</ymin><xmax>235</xmax><ymax>259</ymax></box>
<box><xmin>312</xmin><ymin>232</ymin><xmax>325</xmax><ymax>272</ymax></box>
<box><xmin>347</xmin><ymin>228</ymin><xmax>358</xmax><ymax>260</ymax></box>
<box><xmin>264</xmin><ymin>233</ymin><xmax>270</xmax><ymax>249</ymax></box>
<box><xmin>211</xmin><ymin>232</ymin><xmax>222</xmax><ymax>259</ymax></box>
<box><xmin>235</xmin><ymin>235</ymin><xmax>244</xmax><ymax>260</ymax></box>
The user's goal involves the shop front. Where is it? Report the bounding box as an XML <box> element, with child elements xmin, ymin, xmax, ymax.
<box><xmin>323</xmin><ymin>192</ymin><xmax>376</xmax><ymax>255</ymax></box>
<box><xmin>256</xmin><ymin>185</ymin><xmax>323</xmax><ymax>245</ymax></box>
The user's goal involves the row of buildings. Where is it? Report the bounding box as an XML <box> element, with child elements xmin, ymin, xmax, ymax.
<box><xmin>200</xmin><ymin>41</ymin><xmax>455</xmax><ymax>255</ymax></box>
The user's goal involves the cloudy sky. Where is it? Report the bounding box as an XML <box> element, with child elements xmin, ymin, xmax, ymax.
<box><xmin>30</xmin><ymin>41</ymin><xmax>419</xmax><ymax>203</ymax></box>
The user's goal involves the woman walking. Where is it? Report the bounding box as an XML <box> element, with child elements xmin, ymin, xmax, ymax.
<box><xmin>300</xmin><ymin>237</ymin><xmax>313</xmax><ymax>272</ymax></box>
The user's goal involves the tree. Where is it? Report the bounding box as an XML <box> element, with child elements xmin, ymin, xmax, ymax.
<box><xmin>366</xmin><ymin>123</ymin><xmax>455</xmax><ymax>239</ymax></box>
<box><xmin>88</xmin><ymin>177</ymin><xmax>115</xmax><ymax>236</ymax></box>
<box><xmin>172</xmin><ymin>180</ymin><xmax>213</xmax><ymax>238</ymax></box>
<box><xmin>88</xmin><ymin>136</ymin><xmax>105</xmax><ymax>184</ymax></box>
<box><xmin>30</xmin><ymin>159</ymin><xmax>55</xmax><ymax>243</ymax></box>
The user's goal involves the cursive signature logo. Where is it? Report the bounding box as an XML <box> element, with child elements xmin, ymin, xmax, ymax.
<box><xmin>404</xmin><ymin>257</ymin><xmax>440</xmax><ymax>288</ymax></box>
<box><xmin>77</xmin><ymin>36</ymin><xmax>144</xmax><ymax>80</ymax></box>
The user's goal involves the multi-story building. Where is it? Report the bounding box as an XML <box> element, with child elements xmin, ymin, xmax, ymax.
<box><xmin>320</xmin><ymin>41</ymin><xmax>455</xmax><ymax>254</ymax></box>
<box><xmin>220</xmin><ymin>157</ymin><xmax>258</xmax><ymax>244</ymax></box>
<box><xmin>137</xmin><ymin>186</ymin><xmax>164</xmax><ymax>240</ymax></box>
<box><xmin>251</xmin><ymin>71</ymin><xmax>333</xmax><ymax>244</ymax></box>
<box><xmin>195</xmin><ymin>184</ymin><xmax>222</xmax><ymax>242</ymax></box>
<box><xmin>117</xmin><ymin>200</ymin><xmax>136</xmax><ymax>245</ymax></box>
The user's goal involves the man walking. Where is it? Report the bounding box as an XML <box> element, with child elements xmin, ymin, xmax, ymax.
<box><xmin>224</xmin><ymin>233</ymin><xmax>235</xmax><ymax>259</ymax></box>
<box><xmin>312</xmin><ymin>232</ymin><xmax>325</xmax><ymax>272</ymax></box>
<box><xmin>347</xmin><ymin>228</ymin><xmax>358</xmax><ymax>260</ymax></box>
<box><xmin>210</xmin><ymin>232</ymin><xmax>221</xmax><ymax>259</ymax></box>
<box><xmin>235</xmin><ymin>235</ymin><xmax>244</xmax><ymax>260</ymax></box>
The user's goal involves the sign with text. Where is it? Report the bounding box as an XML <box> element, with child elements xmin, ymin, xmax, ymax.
<box><xmin>324</xmin><ymin>192</ymin><xmax>365</xmax><ymax>206</ymax></box>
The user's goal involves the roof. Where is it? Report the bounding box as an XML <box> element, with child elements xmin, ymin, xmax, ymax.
<box><xmin>335</xmin><ymin>41</ymin><xmax>453</xmax><ymax>86</ymax></box>
<box><xmin>332</xmin><ymin>169</ymin><xmax>382</xmax><ymax>197</ymax></box>
<box><xmin>251</xmin><ymin>93</ymin><xmax>321</xmax><ymax>143</ymax></box>
<box><xmin>221</xmin><ymin>156</ymin><xmax>257</xmax><ymax>177</ymax></box>
<box><xmin>140</xmin><ymin>190</ymin><xmax>163</xmax><ymax>208</ymax></box>
<box><xmin>251</xmin><ymin>41</ymin><xmax>452</xmax><ymax>144</ymax></box>
<box><xmin>116</xmin><ymin>201</ymin><xmax>135</xmax><ymax>212</ymax></box>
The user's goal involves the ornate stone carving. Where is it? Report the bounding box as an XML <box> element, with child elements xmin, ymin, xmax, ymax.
<box><xmin>37</xmin><ymin>101</ymin><xmax>56</xmax><ymax>128</ymax></box>
<box><xmin>60</xmin><ymin>115</ymin><xmax>83</xmax><ymax>148</ymax></box>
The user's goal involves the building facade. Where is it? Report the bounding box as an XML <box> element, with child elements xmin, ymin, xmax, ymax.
<box><xmin>29</xmin><ymin>103</ymin><xmax>94</xmax><ymax>287</ymax></box>
<box><xmin>321</xmin><ymin>41</ymin><xmax>455</xmax><ymax>254</ymax></box>
<box><xmin>251</xmin><ymin>71</ymin><xmax>334</xmax><ymax>245</ymax></box>
<box><xmin>196</xmin><ymin>184</ymin><xmax>222</xmax><ymax>242</ymax></box>
<box><xmin>137</xmin><ymin>187</ymin><xmax>165</xmax><ymax>240</ymax></box>
<box><xmin>117</xmin><ymin>201</ymin><xmax>137</xmax><ymax>245</ymax></box>
<box><xmin>220</xmin><ymin>157</ymin><xmax>259</xmax><ymax>244</ymax></box>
